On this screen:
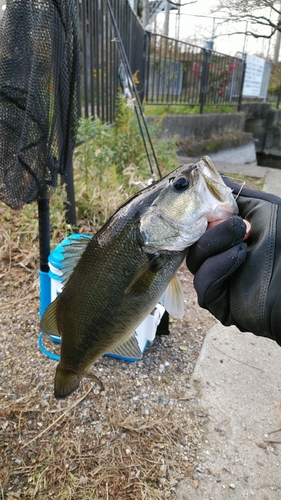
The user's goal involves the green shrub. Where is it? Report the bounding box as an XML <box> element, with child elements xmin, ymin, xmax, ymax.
<box><xmin>1</xmin><ymin>97</ymin><xmax>179</xmax><ymax>269</ymax></box>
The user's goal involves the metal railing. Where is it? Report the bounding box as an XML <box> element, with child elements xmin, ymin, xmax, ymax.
<box><xmin>145</xmin><ymin>33</ymin><xmax>246</xmax><ymax>112</ymax></box>
<box><xmin>77</xmin><ymin>0</ymin><xmax>246</xmax><ymax>120</ymax></box>
<box><xmin>77</xmin><ymin>0</ymin><xmax>146</xmax><ymax>121</ymax></box>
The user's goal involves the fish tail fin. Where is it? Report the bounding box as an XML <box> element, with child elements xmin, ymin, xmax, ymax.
<box><xmin>54</xmin><ymin>365</ymin><xmax>104</xmax><ymax>399</ymax></box>
<box><xmin>54</xmin><ymin>364</ymin><xmax>81</xmax><ymax>399</ymax></box>
<box><xmin>40</xmin><ymin>299</ymin><xmax>59</xmax><ymax>335</ymax></box>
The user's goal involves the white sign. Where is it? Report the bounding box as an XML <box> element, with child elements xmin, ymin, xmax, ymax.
<box><xmin>242</xmin><ymin>54</ymin><xmax>270</xmax><ymax>98</ymax></box>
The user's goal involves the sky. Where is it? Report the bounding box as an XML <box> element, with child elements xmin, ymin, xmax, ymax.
<box><xmin>154</xmin><ymin>0</ymin><xmax>278</xmax><ymax>60</ymax></box>
<box><xmin>0</xmin><ymin>0</ymin><xmax>278</xmax><ymax>61</ymax></box>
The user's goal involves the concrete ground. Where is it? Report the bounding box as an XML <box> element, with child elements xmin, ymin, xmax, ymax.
<box><xmin>176</xmin><ymin>157</ymin><xmax>281</xmax><ymax>500</ymax></box>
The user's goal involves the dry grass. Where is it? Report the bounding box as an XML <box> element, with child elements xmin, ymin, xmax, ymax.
<box><xmin>1</xmin><ymin>375</ymin><xmax>204</xmax><ymax>499</ymax></box>
<box><xmin>1</xmin><ymin>190</ymin><xmax>210</xmax><ymax>499</ymax></box>
<box><xmin>1</xmin><ymin>120</ymin><xmax>263</xmax><ymax>498</ymax></box>
<box><xmin>0</xmin><ymin>183</ymin><xmax>72</xmax><ymax>275</ymax></box>
<box><xmin>1</xmin><ymin>201</ymin><xmax>212</xmax><ymax>499</ymax></box>
<box><xmin>1</xmin><ymin>262</ymin><xmax>210</xmax><ymax>499</ymax></box>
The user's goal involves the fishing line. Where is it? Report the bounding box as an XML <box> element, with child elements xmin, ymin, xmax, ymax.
<box><xmin>226</xmin><ymin>176</ymin><xmax>245</xmax><ymax>200</ymax></box>
<box><xmin>233</xmin><ymin>182</ymin><xmax>245</xmax><ymax>200</ymax></box>
<box><xmin>106</xmin><ymin>0</ymin><xmax>162</xmax><ymax>180</ymax></box>
<box><xmin>221</xmin><ymin>174</ymin><xmax>245</xmax><ymax>200</ymax></box>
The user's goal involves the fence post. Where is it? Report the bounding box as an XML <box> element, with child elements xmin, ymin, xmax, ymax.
<box><xmin>143</xmin><ymin>31</ymin><xmax>151</xmax><ymax>102</ymax></box>
<box><xmin>139</xmin><ymin>31</ymin><xmax>148</xmax><ymax>103</ymax></box>
<box><xmin>277</xmin><ymin>85</ymin><xmax>281</xmax><ymax>109</ymax></box>
<box><xmin>81</xmin><ymin>0</ymin><xmax>88</xmax><ymax>118</ymax></box>
<box><xmin>238</xmin><ymin>54</ymin><xmax>246</xmax><ymax>112</ymax></box>
<box><xmin>200</xmin><ymin>49</ymin><xmax>211</xmax><ymax>114</ymax></box>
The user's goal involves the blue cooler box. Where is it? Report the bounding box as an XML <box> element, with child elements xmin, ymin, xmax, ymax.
<box><xmin>39</xmin><ymin>234</ymin><xmax>165</xmax><ymax>362</ymax></box>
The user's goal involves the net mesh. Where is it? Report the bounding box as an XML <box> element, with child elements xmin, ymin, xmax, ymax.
<box><xmin>0</xmin><ymin>0</ymin><xmax>79</xmax><ymax>210</ymax></box>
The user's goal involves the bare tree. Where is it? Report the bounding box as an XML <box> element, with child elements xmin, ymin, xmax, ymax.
<box><xmin>212</xmin><ymin>0</ymin><xmax>281</xmax><ymax>40</ymax></box>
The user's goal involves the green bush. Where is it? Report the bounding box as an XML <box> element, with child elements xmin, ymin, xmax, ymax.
<box><xmin>1</xmin><ymin>96</ymin><xmax>179</xmax><ymax>269</ymax></box>
<box><xmin>268</xmin><ymin>62</ymin><xmax>281</xmax><ymax>95</ymax></box>
<box><xmin>73</xmin><ymin>98</ymin><xmax>178</xmax><ymax>227</ymax></box>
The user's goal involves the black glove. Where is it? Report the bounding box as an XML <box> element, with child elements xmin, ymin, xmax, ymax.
<box><xmin>186</xmin><ymin>178</ymin><xmax>281</xmax><ymax>346</ymax></box>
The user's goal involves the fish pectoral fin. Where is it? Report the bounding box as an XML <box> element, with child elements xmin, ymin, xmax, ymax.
<box><xmin>40</xmin><ymin>299</ymin><xmax>59</xmax><ymax>335</ymax></box>
<box><xmin>163</xmin><ymin>274</ymin><xmax>185</xmax><ymax>319</ymax></box>
<box><xmin>54</xmin><ymin>364</ymin><xmax>81</xmax><ymax>399</ymax></box>
<box><xmin>125</xmin><ymin>254</ymin><xmax>161</xmax><ymax>297</ymax></box>
<box><xmin>109</xmin><ymin>334</ymin><xmax>142</xmax><ymax>359</ymax></box>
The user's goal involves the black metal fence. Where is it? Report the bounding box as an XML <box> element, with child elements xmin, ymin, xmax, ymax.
<box><xmin>145</xmin><ymin>33</ymin><xmax>246</xmax><ymax>112</ymax></box>
<box><xmin>77</xmin><ymin>0</ymin><xmax>146</xmax><ymax>122</ymax></box>
<box><xmin>77</xmin><ymin>0</ymin><xmax>246</xmax><ymax>120</ymax></box>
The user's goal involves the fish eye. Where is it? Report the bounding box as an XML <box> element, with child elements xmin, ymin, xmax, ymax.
<box><xmin>173</xmin><ymin>177</ymin><xmax>190</xmax><ymax>191</ymax></box>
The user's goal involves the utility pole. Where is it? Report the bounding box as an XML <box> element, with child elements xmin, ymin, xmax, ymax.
<box><xmin>273</xmin><ymin>24</ymin><xmax>281</xmax><ymax>64</ymax></box>
<box><xmin>175</xmin><ymin>0</ymin><xmax>181</xmax><ymax>39</ymax></box>
<box><xmin>163</xmin><ymin>0</ymin><xmax>170</xmax><ymax>36</ymax></box>
<box><xmin>273</xmin><ymin>4</ymin><xmax>281</xmax><ymax>64</ymax></box>
<box><xmin>142</xmin><ymin>0</ymin><xmax>149</xmax><ymax>29</ymax></box>
<box><xmin>243</xmin><ymin>21</ymin><xmax>248</xmax><ymax>53</ymax></box>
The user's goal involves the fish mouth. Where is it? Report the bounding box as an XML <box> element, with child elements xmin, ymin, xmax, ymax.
<box><xmin>188</xmin><ymin>164</ymin><xmax>199</xmax><ymax>174</ymax></box>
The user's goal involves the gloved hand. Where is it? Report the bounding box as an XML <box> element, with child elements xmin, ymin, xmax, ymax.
<box><xmin>186</xmin><ymin>177</ymin><xmax>281</xmax><ymax>346</ymax></box>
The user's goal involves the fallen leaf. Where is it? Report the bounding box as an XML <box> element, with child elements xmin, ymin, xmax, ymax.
<box><xmin>179</xmin><ymin>345</ymin><xmax>188</xmax><ymax>351</ymax></box>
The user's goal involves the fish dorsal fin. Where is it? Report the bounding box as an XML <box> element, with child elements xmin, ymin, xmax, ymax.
<box><xmin>40</xmin><ymin>298</ymin><xmax>59</xmax><ymax>335</ymax></box>
<box><xmin>163</xmin><ymin>274</ymin><xmax>185</xmax><ymax>319</ymax></box>
<box><xmin>109</xmin><ymin>333</ymin><xmax>142</xmax><ymax>359</ymax></box>
<box><xmin>60</xmin><ymin>235</ymin><xmax>92</xmax><ymax>285</ymax></box>
<box><xmin>125</xmin><ymin>254</ymin><xmax>162</xmax><ymax>297</ymax></box>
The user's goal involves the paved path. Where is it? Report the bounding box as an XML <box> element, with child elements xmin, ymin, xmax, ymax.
<box><xmin>176</xmin><ymin>157</ymin><xmax>281</xmax><ymax>500</ymax></box>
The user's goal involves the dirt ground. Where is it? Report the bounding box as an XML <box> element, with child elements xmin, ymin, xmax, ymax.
<box><xmin>1</xmin><ymin>172</ymin><xmax>264</xmax><ymax>499</ymax></box>
<box><xmin>0</xmin><ymin>260</ymin><xmax>217</xmax><ymax>500</ymax></box>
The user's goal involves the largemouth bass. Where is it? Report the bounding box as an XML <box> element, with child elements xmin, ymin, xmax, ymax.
<box><xmin>40</xmin><ymin>156</ymin><xmax>238</xmax><ymax>398</ymax></box>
